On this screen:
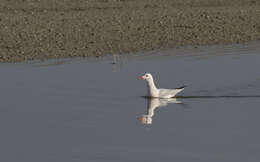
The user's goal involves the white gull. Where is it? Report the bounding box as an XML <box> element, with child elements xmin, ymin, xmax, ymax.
<box><xmin>138</xmin><ymin>73</ymin><xmax>186</xmax><ymax>98</ymax></box>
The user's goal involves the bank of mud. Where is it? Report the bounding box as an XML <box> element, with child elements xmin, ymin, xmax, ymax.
<box><xmin>0</xmin><ymin>0</ymin><xmax>260</xmax><ymax>62</ymax></box>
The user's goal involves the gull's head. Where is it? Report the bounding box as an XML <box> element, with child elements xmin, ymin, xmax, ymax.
<box><xmin>137</xmin><ymin>115</ymin><xmax>152</xmax><ymax>124</ymax></box>
<box><xmin>138</xmin><ymin>73</ymin><xmax>153</xmax><ymax>81</ymax></box>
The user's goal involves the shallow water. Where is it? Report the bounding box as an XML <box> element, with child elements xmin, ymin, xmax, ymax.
<box><xmin>1</xmin><ymin>42</ymin><xmax>260</xmax><ymax>162</ymax></box>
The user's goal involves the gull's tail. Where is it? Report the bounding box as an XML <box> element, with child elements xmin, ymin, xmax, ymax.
<box><xmin>174</xmin><ymin>85</ymin><xmax>187</xmax><ymax>89</ymax></box>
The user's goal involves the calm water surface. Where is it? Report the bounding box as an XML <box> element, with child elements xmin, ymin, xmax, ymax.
<box><xmin>0</xmin><ymin>42</ymin><xmax>260</xmax><ymax>162</ymax></box>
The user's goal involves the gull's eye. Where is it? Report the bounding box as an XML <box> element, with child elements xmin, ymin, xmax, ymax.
<box><xmin>146</xmin><ymin>75</ymin><xmax>148</xmax><ymax>77</ymax></box>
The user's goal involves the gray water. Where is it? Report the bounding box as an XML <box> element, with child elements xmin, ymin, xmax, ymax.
<box><xmin>1</xmin><ymin>42</ymin><xmax>260</xmax><ymax>162</ymax></box>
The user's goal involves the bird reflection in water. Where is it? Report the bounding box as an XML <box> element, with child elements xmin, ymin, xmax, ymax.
<box><xmin>138</xmin><ymin>98</ymin><xmax>182</xmax><ymax>125</ymax></box>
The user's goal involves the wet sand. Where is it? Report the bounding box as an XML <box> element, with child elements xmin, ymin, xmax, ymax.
<box><xmin>0</xmin><ymin>0</ymin><xmax>260</xmax><ymax>62</ymax></box>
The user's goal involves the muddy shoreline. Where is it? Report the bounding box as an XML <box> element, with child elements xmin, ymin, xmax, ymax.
<box><xmin>0</xmin><ymin>0</ymin><xmax>260</xmax><ymax>62</ymax></box>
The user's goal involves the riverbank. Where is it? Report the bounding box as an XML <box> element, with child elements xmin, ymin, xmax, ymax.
<box><xmin>0</xmin><ymin>0</ymin><xmax>260</xmax><ymax>62</ymax></box>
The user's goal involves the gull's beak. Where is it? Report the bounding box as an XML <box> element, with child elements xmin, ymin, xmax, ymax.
<box><xmin>137</xmin><ymin>76</ymin><xmax>144</xmax><ymax>80</ymax></box>
<box><xmin>137</xmin><ymin>116</ymin><xmax>143</xmax><ymax>121</ymax></box>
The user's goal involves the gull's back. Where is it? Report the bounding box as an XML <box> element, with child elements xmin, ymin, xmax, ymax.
<box><xmin>158</xmin><ymin>88</ymin><xmax>184</xmax><ymax>98</ymax></box>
